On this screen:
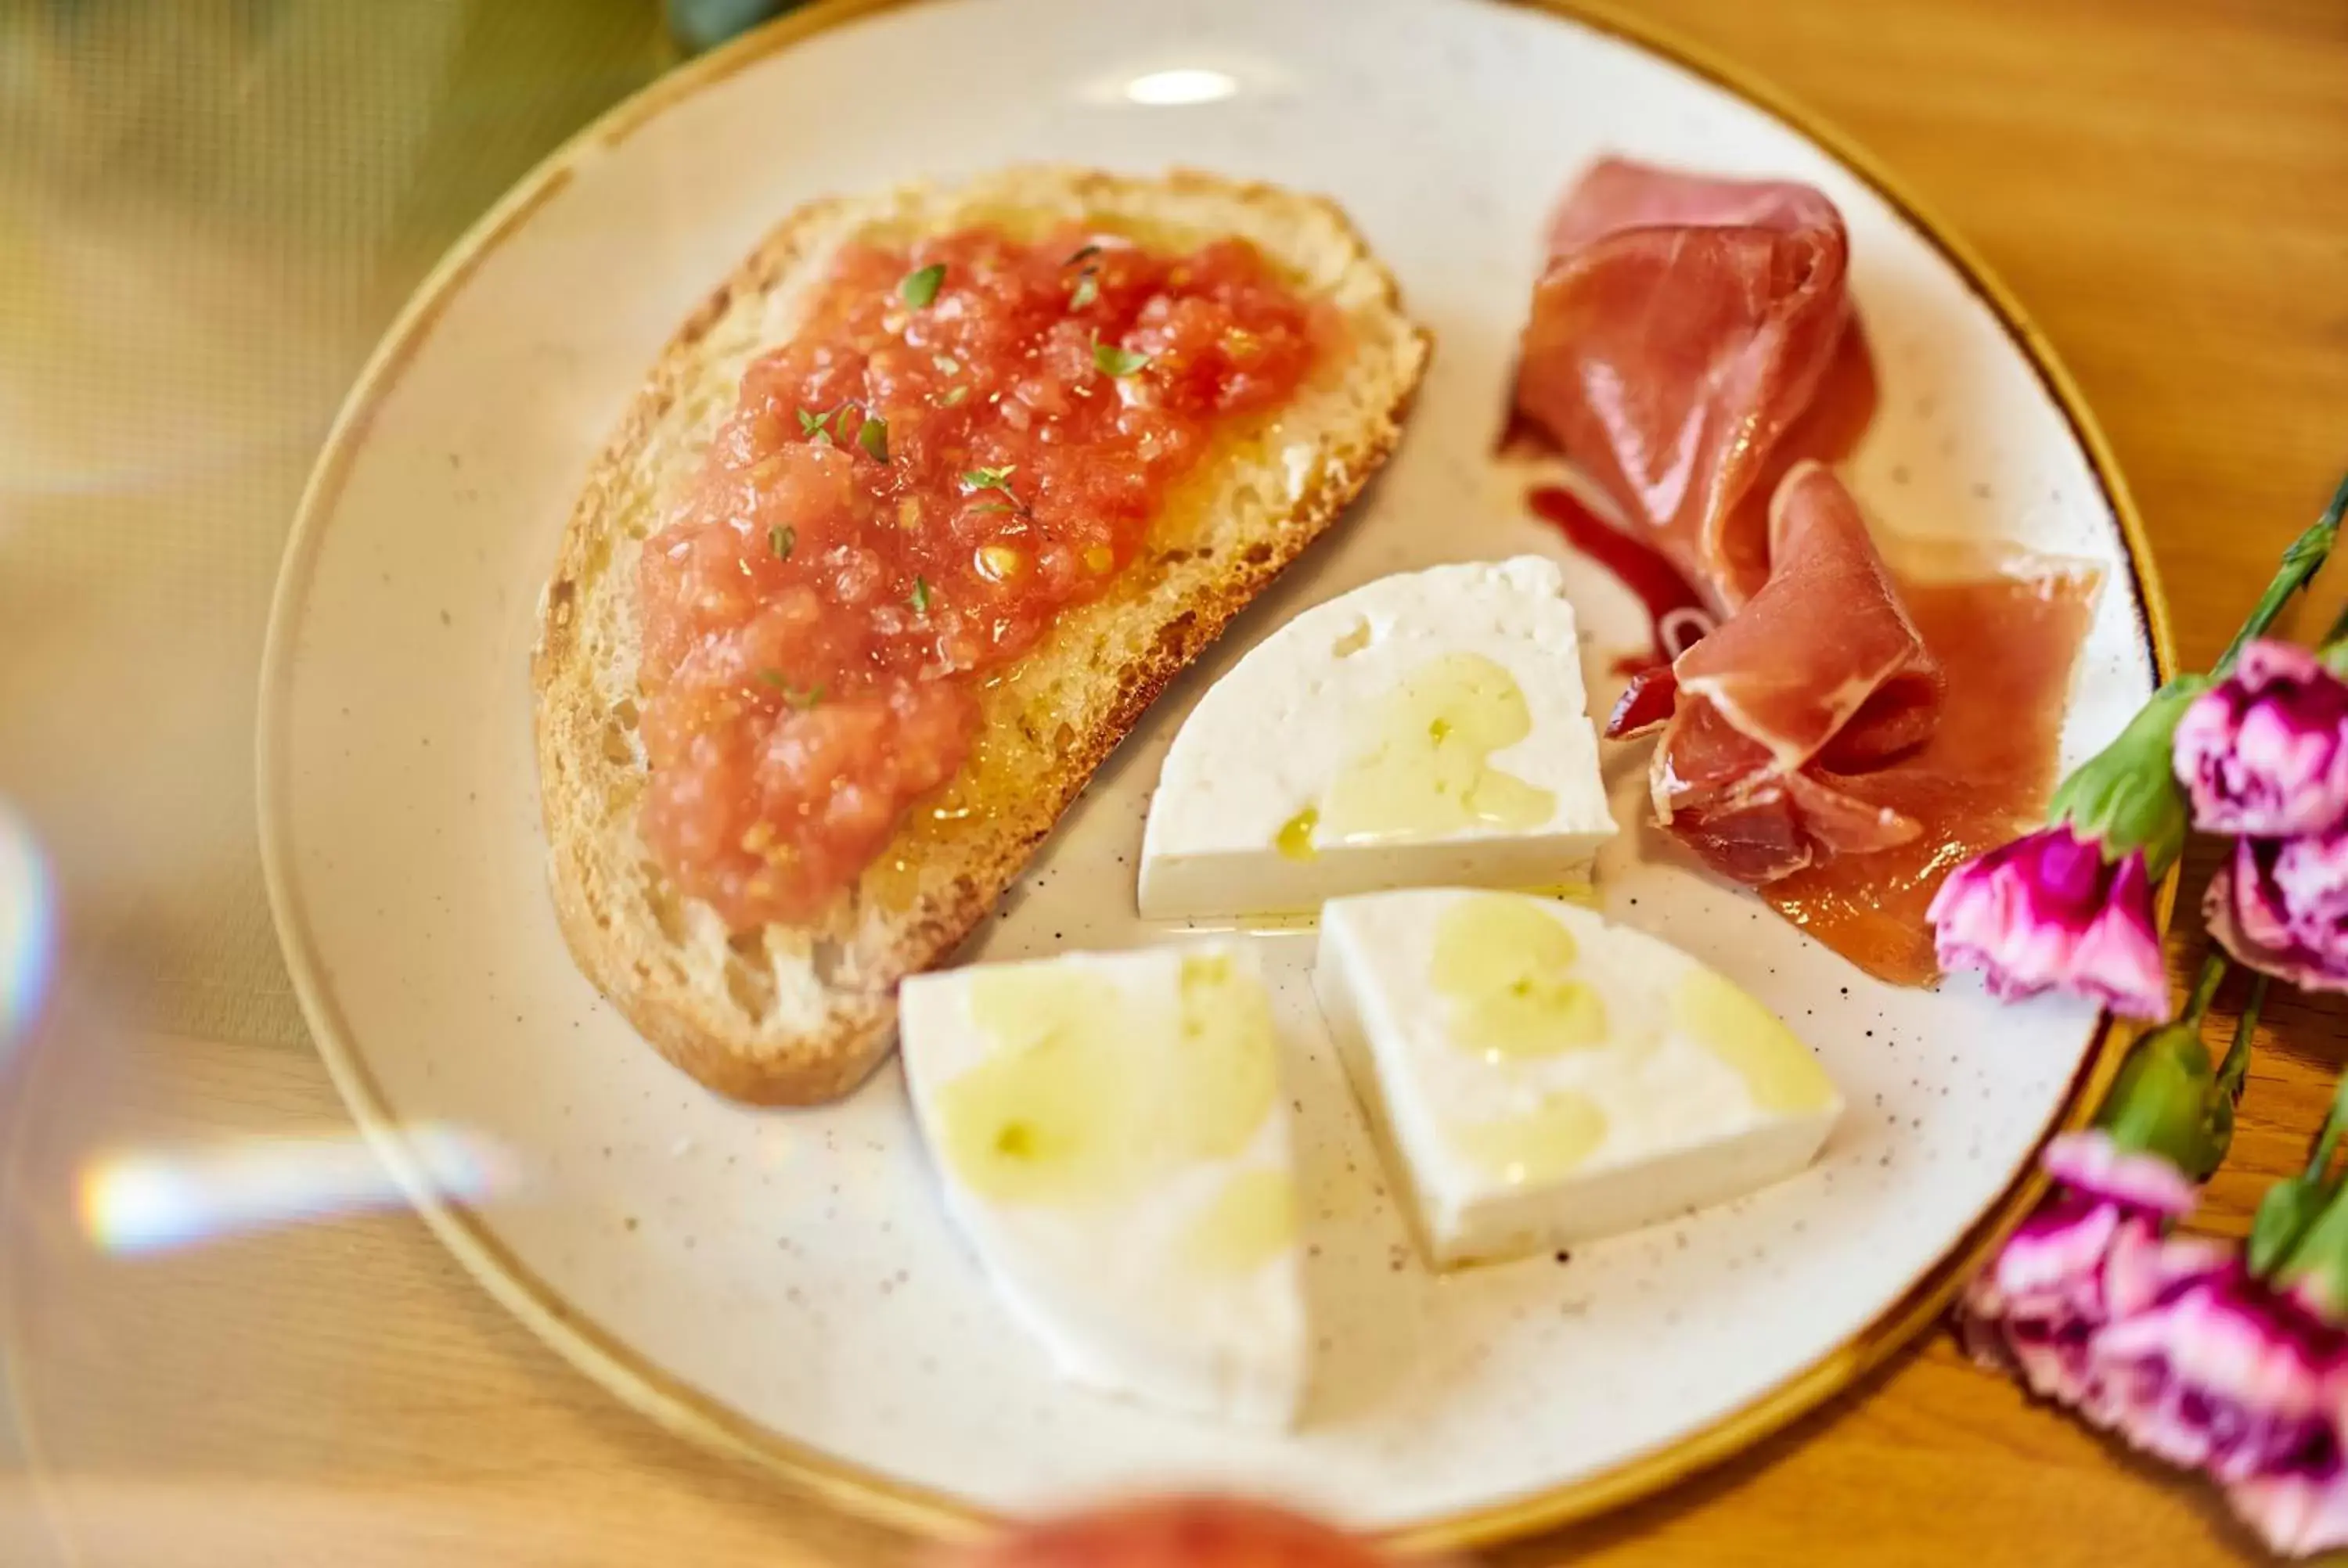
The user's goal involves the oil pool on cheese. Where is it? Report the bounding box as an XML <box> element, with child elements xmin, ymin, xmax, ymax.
<box><xmin>1138</xmin><ymin>559</ymin><xmax>1617</xmax><ymax>920</ymax></box>
<box><xmin>898</xmin><ymin>944</ymin><xmax>1309</xmax><ymax>1426</ymax></box>
<box><xmin>1313</xmin><ymin>889</ymin><xmax>1842</xmax><ymax>1268</ymax></box>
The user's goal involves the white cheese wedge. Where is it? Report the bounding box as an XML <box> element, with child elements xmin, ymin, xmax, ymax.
<box><xmin>1138</xmin><ymin>557</ymin><xmax>1616</xmax><ymax>920</ymax></box>
<box><xmin>1313</xmin><ymin>888</ymin><xmax>1843</xmax><ymax>1268</ymax></box>
<box><xmin>899</xmin><ymin>942</ymin><xmax>1308</xmax><ymax>1425</ymax></box>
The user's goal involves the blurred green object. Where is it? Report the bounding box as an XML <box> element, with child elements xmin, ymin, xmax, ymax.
<box><xmin>667</xmin><ymin>0</ymin><xmax>797</xmax><ymax>54</ymax></box>
<box><xmin>0</xmin><ymin>0</ymin><xmax>665</xmax><ymax>1049</ymax></box>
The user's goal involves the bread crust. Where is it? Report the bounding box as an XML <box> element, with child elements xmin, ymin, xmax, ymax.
<box><xmin>534</xmin><ymin>167</ymin><xmax>1431</xmax><ymax>1104</ymax></box>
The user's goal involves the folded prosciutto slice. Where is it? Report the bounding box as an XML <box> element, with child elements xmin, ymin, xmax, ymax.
<box><xmin>1515</xmin><ymin>158</ymin><xmax>1853</xmax><ymax>612</ymax></box>
<box><xmin>1626</xmin><ymin>462</ymin><xmax>1946</xmax><ymax>883</ymax></box>
<box><xmin>1510</xmin><ymin>156</ymin><xmax>2100</xmax><ymax>987</ymax></box>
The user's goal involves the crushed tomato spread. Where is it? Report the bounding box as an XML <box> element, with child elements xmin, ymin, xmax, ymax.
<box><xmin>636</xmin><ymin>226</ymin><xmax>1334</xmax><ymax>928</ymax></box>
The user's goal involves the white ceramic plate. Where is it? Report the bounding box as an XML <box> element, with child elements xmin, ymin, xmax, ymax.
<box><xmin>261</xmin><ymin>0</ymin><xmax>2169</xmax><ymax>1547</ymax></box>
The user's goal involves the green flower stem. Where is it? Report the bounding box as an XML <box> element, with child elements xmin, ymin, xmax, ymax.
<box><xmin>2217</xmin><ymin>470</ymin><xmax>2348</xmax><ymax>674</ymax></box>
<box><xmin>2181</xmin><ymin>951</ymin><xmax>2228</xmax><ymax>1028</ymax></box>
<box><xmin>2272</xmin><ymin>1072</ymin><xmax>2348</xmax><ymax>1310</ymax></box>
<box><xmin>2303</xmin><ymin>1071</ymin><xmax>2348</xmax><ymax>1183</ymax></box>
<box><xmin>2249</xmin><ymin>1069</ymin><xmax>2348</xmax><ymax>1275</ymax></box>
<box><xmin>2217</xmin><ymin>974</ymin><xmax>2267</xmax><ymax>1109</ymax></box>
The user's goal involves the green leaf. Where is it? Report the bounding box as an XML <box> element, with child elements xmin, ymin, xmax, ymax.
<box><xmin>796</xmin><ymin>406</ymin><xmax>836</xmax><ymax>445</ymax></box>
<box><xmin>1092</xmin><ymin>338</ymin><xmax>1151</xmax><ymax>377</ymax></box>
<box><xmin>938</xmin><ymin>385</ymin><xmax>971</xmax><ymax>408</ymax></box>
<box><xmin>1064</xmin><ymin>243</ymin><xmax>1103</xmax><ymax>267</ymax></box>
<box><xmin>857</xmin><ymin>415</ymin><xmax>889</xmax><ymax>463</ymax></box>
<box><xmin>2253</xmin><ymin>1172</ymin><xmax>2332</xmax><ymax>1275</ymax></box>
<box><xmin>754</xmin><ymin>668</ymin><xmax>787</xmax><ymax>689</ymax></box>
<box><xmin>2095</xmin><ymin>1017</ymin><xmax>2227</xmax><ymax>1180</ymax></box>
<box><xmin>1069</xmin><ymin>270</ymin><xmax>1099</xmax><ymax>310</ymax></box>
<box><xmin>2273</xmin><ymin>1174</ymin><xmax>2348</xmax><ymax>1321</ymax></box>
<box><xmin>931</xmin><ymin>353</ymin><xmax>962</xmax><ymax>377</ymax></box>
<box><xmin>768</xmin><ymin>525</ymin><xmax>794</xmax><ymax>561</ymax></box>
<box><xmin>2048</xmin><ymin>678</ymin><xmax>2207</xmax><ymax>874</ymax></box>
<box><xmin>959</xmin><ymin>465</ymin><xmax>1026</xmax><ymax>515</ymax></box>
<box><xmin>969</xmin><ymin>500</ymin><xmax>1014</xmax><ymax>516</ymax></box>
<box><xmin>909</xmin><ymin>576</ymin><xmax>933</xmax><ymax>615</ymax></box>
<box><xmin>900</xmin><ymin>262</ymin><xmax>945</xmax><ymax>308</ymax></box>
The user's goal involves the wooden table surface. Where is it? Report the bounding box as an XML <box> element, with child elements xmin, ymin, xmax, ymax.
<box><xmin>5</xmin><ymin>1</ymin><xmax>2348</xmax><ymax>1564</ymax></box>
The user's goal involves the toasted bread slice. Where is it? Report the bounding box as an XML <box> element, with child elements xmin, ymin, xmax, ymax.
<box><xmin>535</xmin><ymin>167</ymin><xmax>1431</xmax><ymax>1105</ymax></box>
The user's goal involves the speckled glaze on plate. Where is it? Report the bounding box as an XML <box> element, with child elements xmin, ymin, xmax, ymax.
<box><xmin>259</xmin><ymin>0</ymin><xmax>2170</xmax><ymax>1547</ymax></box>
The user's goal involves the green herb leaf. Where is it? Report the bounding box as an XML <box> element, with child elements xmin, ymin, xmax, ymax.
<box><xmin>1064</xmin><ymin>243</ymin><xmax>1103</xmax><ymax>267</ymax></box>
<box><xmin>768</xmin><ymin>525</ymin><xmax>794</xmax><ymax>560</ymax></box>
<box><xmin>939</xmin><ymin>385</ymin><xmax>971</xmax><ymax>408</ymax></box>
<box><xmin>1092</xmin><ymin>339</ymin><xmax>1151</xmax><ymax>377</ymax></box>
<box><xmin>1069</xmin><ymin>270</ymin><xmax>1099</xmax><ymax>310</ymax></box>
<box><xmin>969</xmin><ymin>500</ymin><xmax>1015</xmax><ymax>515</ymax></box>
<box><xmin>959</xmin><ymin>465</ymin><xmax>1026</xmax><ymax>514</ymax></box>
<box><xmin>857</xmin><ymin>415</ymin><xmax>890</xmax><ymax>463</ymax></box>
<box><xmin>796</xmin><ymin>406</ymin><xmax>836</xmax><ymax>445</ymax></box>
<box><xmin>900</xmin><ymin>263</ymin><xmax>945</xmax><ymax>309</ymax></box>
<box><xmin>756</xmin><ymin>668</ymin><xmax>824</xmax><ymax>708</ymax></box>
<box><xmin>909</xmin><ymin>576</ymin><xmax>933</xmax><ymax>615</ymax></box>
<box><xmin>931</xmin><ymin>353</ymin><xmax>962</xmax><ymax>377</ymax></box>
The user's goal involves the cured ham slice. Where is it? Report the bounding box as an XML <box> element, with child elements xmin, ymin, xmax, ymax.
<box><xmin>1764</xmin><ymin>565</ymin><xmax>2098</xmax><ymax>984</ymax></box>
<box><xmin>1601</xmin><ymin>466</ymin><xmax>2099</xmax><ymax>983</ymax></box>
<box><xmin>1669</xmin><ymin>462</ymin><xmax>1943</xmax><ymax>771</ymax></box>
<box><xmin>1631</xmin><ymin>462</ymin><xmax>1946</xmax><ymax>883</ymax></box>
<box><xmin>1514</xmin><ymin>157</ymin><xmax>1852</xmax><ymax>611</ymax></box>
<box><xmin>1514</xmin><ymin>155</ymin><xmax>2101</xmax><ymax>987</ymax></box>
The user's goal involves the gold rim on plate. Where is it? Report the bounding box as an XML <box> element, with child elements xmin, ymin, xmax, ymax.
<box><xmin>257</xmin><ymin>0</ymin><xmax>2177</xmax><ymax>1550</ymax></box>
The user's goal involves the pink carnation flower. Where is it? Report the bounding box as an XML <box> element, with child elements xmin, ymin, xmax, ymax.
<box><xmin>2174</xmin><ymin>639</ymin><xmax>2348</xmax><ymax>838</ymax></box>
<box><xmin>1928</xmin><ymin>825</ymin><xmax>2169</xmax><ymax>1019</ymax></box>
<box><xmin>2206</xmin><ymin>832</ymin><xmax>2348</xmax><ymax>994</ymax></box>
<box><xmin>1958</xmin><ymin>1132</ymin><xmax>2205</xmax><ymax>1407</ymax></box>
<box><xmin>2087</xmin><ymin>1249</ymin><xmax>2345</xmax><ymax>1481</ymax></box>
